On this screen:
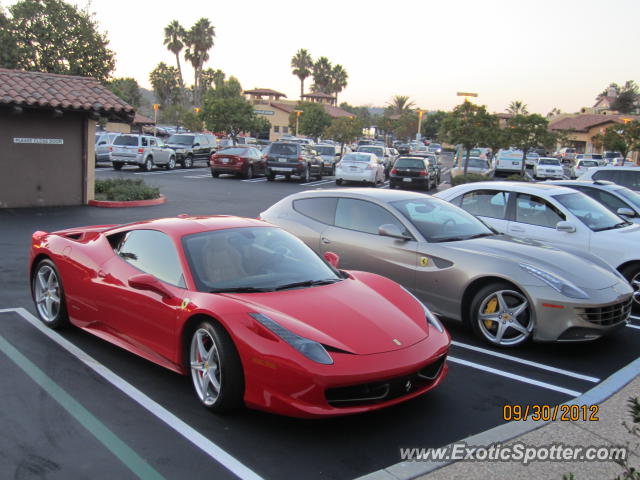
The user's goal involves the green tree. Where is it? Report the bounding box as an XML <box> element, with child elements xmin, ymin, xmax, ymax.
<box><xmin>106</xmin><ymin>77</ymin><xmax>142</xmax><ymax>108</ymax></box>
<box><xmin>339</xmin><ymin>102</ymin><xmax>372</xmax><ymax>125</ymax></box>
<box><xmin>291</xmin><ymin>48</ymin><xmax>313</xmax><ymax>99</ymax></box>
<box><xmin>201</xmin><ymin>77</ymin><xmax>261</xmax><ymax>142</ymax></box>
<box><xmin>324</xmin><ymin>116</ymin><xmax>363</xmax><ymax>154</ymax></box>
<box><xmin>439</xmin><ymin>101</ymin><xmax>495</xmax><ymax>175</ymax></box>
<box><xmin>421</xmin><ymin>110</ymin><xmax>446</xmax><ymax>140</ymax></box>
<box><xmin>149</xmin><ymin>62</ymin><xmax>181</xmax><ymax>106</ymax></box>
<box><xmin>329</xmin><ymin>64</ymin><xmax>348</xmax><ymax>105</ymax></box>
<box><xmin>0</xmin><ymin>6</ymin><xmax>18</xmax><ymax>68</ymax></box>
<box><xmin>603</xmin><ymin>121</ymin><xmax>640</xmax><ymax>159</ymax></box>
<box><xmin>386</xmin><ymin>95</ymin><xmax>415</xmax><ymax>115</ymax></box>
<box><xmin>611</xmin><ymin>80</ymin><xmax>639</xmax><ymax>114</ymax></box>
<box><xmin>289</xmin><ymin>102</ymin><xmax>332</xmax><ymax>139</ymax></box>
<box><xmin>484</xmin><ymin>119</ymin><xmax>509</xmax><ymax>157</ymax></box>
<box><xmin>181</xmin><ymin>110</ymin><xmax>203</xmax><ymax>132</ymax></box>
<box><xmin>163</xmin><ymin>20</ymin><xmax>186</xmax><ymax>86</ymax></box>
<box><xmin>506</xmin><ymin>114</ymin><xmax>555</xmax><ymax>175</ymax></box>
<box><xmin>184</xmin><ymin>18</ymin><xmax>216</xmax><ymax>105</ymax></box>
<box><xmin>4</xmin><ymin>0</ymin><xmax>115</xmax><ymax>81</ymax></box>
<box><xmin>394</xmin><ymin>112</ymin><xmax>419</xmax><ymax>140</ymax></box>
<box><xmin>506</xmin><ymin>100</ymin><xmax>528</xmax><ymax>115</ymax></box>
<box><xmin>311</xmin><ymin>57</ymin><xmax>333</xmax><ymax>93</ymax></box>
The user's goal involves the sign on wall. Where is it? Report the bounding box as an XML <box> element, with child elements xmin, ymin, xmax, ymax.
<box><xmin>254</xmin><ymin>110</ymin><xmax>274</xmax><ymax>116</ymax></box>
<box><xmin>13</xmin><ymin>138</ymin><xmax>64</xmax><ymax>145</ymax></box>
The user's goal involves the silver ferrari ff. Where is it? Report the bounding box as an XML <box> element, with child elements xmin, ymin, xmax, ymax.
<box><xmin>261</xmin><ymin>189</ymin><xmax>632</xmax><ymax>347</ymax></box>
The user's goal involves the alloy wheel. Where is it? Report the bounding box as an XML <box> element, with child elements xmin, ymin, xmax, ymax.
<box><xmin>34</xmin><ymin>265</ymin><xmax>61</xmax><ymax>323</ymax></box>
<box><xmin>190</xmin><ymin>328</ymin><xmax>222</xmax><ymax>406</ymax></box>
<box><xmin>476</xmin><ymin>289</ymin><xmax>533</xmax><ymax>346</ymax></box>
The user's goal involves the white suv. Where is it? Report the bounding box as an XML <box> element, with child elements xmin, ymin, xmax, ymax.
<box><xmin>578</xmin><ymin>166</ymin><xmax>640</xmax><ymax>192</ymax></box>
<box><xmin>111</xmin><ymin>135</ymin><xmax>177</xmax><ymax>171</ymax></box>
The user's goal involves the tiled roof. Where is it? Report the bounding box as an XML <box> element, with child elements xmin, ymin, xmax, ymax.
<box><xmin>271</xmin><ymin>102</ymin><xmax>352</xmax><ymax>119</ymax></box>
<box><xmin>244</xmin><ymin>88</ymin><xmax>287</xmax><ymax>98</ymax></box>
<box><xmin>549</xmin><ymin>114</ymin><xmax>638</xmax><ymax>132</ymax></box>
<box><xmin>133</xmin><ymin>112</ymin><xmax>155</xmax><ymax>125</ymax></box>
<box><xmin>302</xmin><ymin>92</ymin><xmax>335</xmax><ymax>99</ymax></box>
<box><xmin>0</xmin><ymin>68</ymin><xmax>135</xmax><ymax>122</ymax></box>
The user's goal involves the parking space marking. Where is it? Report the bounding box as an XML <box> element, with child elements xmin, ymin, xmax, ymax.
<box><xmin>241</xmin><ymin>178</ymin><xmax>268</xmax><ymax>183</ymax></box>
<box><xmin>448</xmin><ymin>356</ymin><xmax>582</xmax><ymax>397</ymax></box>
<box><xmin>184</xmin><ymin>175</ymin><xmax>211</xmax><ymax>179</ymax></box>
<box><xmin>1</xmin><ymin>308</ymin><xmax>264</xmax><ymax>480</ymax></box>
<box><xmin>451</xmin><ymin>341</ymin><xmax>600</xmax><ymax>382</ymax></box>
<box><xmin>629</xmin><ymin>314</ymin><xmax>640</xmax><ymax>321</ymax></box>
<box><xmin>302</xmin><ymin>179</ymin><xmax>337</xmax><ymax>187</ymax></box>
<box><xmin>627</xmin><ymin>324</ymin><xmax>640</xmax><ymax>330</ymax></box>
<box><xmin>135</xmin><ymin>169</ymin><xmax>202</xmax><ymax>176</ymax></box>
<box><xmin>0</xmin><ymin>333</ymin><xmax>165</xmax><ymax>480</ymax></box>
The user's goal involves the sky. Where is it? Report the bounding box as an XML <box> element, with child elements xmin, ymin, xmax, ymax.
<box><xmin>4</xmin><ymin>0</ymin><xmax>640</xmax><ymax>114</ymax></box>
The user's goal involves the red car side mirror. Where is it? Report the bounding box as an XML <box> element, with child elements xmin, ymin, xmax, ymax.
<box><xmin>323</xmin><ymin>251</ymin><xmax>340</xmax><ymax>268</ymax></box>
<box><xmin>128</xmin><ymin>274</ymin><xmax>173</xmax><ymax>299</ymax></box>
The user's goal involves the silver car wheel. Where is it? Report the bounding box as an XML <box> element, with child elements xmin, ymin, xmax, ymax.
<box><xmin>476</xmin><ymin>289</ymin><xmax>532</xmax><ymax>346</ymax></box>
<box><xmin>34</xmin><ymin>265</ymin><xmax>61</xmax><ymax>323</ymax></box>
<box><xmin>190</xmin><ymin>328</ymin><xmax>222</xmax><ymax>406</ymax></box>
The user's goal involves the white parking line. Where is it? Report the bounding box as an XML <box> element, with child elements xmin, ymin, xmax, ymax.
<box><xmin>627</xmin><ymin>324</ymin><xmax>640</xmax><ymax>330</ymax></box>
<box><xmin>451</xmin><ymin>341</ymin><xmax>599</xmax><ymax>382</ymax></box>
<box><xmin>302</xmin><ymin>179</ymin><xmax>337</xmax><ymax>187</ymax></box>
<box><xmin>448</xmin><ymin>356</ymin><xmax>582</xmax><ymax>397</ymax></box>
<box><xmin>135</xmin><ymin>169</ymin><xmax>199</xmax><ymax>176</ymax></box>
<box><xmin>184</xmin><ymin>175</ymin><xmax>211</xmax><ymax>179</ymax></box>
<box><xmin>629</xmin><ymin>314</ymin><xmax>640</xmax><ymax>320</ymax></box>
<box><xmin>241</xmin><ymin>178</ymin><xmax>268</xmax><ymax>183</ymax></box>
<box><xmin>0</xmin><ymin>308</ymin><xmax>263</xmax><ymax>480</ymax></box>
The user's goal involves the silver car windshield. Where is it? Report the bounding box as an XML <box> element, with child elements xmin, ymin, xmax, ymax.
<box><xmin>552</xmin><ymin>193</ymin><xmax>631</xmax><ymax>232</ymax></box>
<box><xmin>391</xmin><ymin>198</ymin><xmax>494</xmax><ymax>242</ymax></box>
<box><xmin>182</xmin><ymin>227</ymin><xmax>340</xmax><ymax>292</ymax></box>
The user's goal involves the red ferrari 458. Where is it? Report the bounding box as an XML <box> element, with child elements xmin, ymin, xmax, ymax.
<box><xmin>29</xmin><ymin>216</ymin><xmax>449</xmax><ymax>417</ymax></box>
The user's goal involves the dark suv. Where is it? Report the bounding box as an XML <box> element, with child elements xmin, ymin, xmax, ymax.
<box><xmin>265</xmin><ymin>142</ymin><xmax>324</xmax><ymax>182</ymax></box>
<box><xmin>389</xmin><ymin>156</ymin><xmax>438</xmax><ymax>190</ymax></box>
<box><xmin>165</xmin><ymin>133</ymin><xmax>216</xmax><ymax>168</ymax></box>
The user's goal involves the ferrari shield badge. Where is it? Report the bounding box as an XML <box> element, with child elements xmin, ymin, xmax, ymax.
<box><xmin>419</xmin><ymin>256</ymin><xmax>429</xmax><ymax>267</ymax></box>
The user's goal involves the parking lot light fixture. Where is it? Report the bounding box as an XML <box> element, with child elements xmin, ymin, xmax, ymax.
<box><xmin>294</xmin><ymin>110</ymin><xmax>303</xmax><ymax>136</ymax></box>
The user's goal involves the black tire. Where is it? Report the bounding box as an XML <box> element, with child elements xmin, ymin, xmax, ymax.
<box><xmin>183</xmin><ymin>155</ymin><xmax>194</xmax><ymax>169</ymax></box>
<box><xmin>621</xmin><ymin>264</ymin><xmax>640</xmax><ymax>315</ymax></box>
<box><xmin>335</xmin><ymin>178</ymin><xmax>343</xmax><ymax>186</ymax></box>
<box><xmin>166</xmin><ymin>156</ymin><xmax>176</xmax><ymax>170</ymax></box>
<box><xmin>31</xmin><ymin>259</ymin><xmax>69</xmax><ymax>330</ymax></box>
<box><xmin>188</xmin><ymin>321</ymin><xmax>244</xmax><ymax>413</ymax></box>
<box><xmin>469</xmin><ymin>282</ymin><xmax>533</xmax><ymax>348</ymax></box>
<box><xmin>245</xmin><ymin>165</ymin><xmax>253</xmax><ymax>179</ymax></box>
<box><xmin>267</xmin><ymin>171</ymin><xmax>276</xmax><ymax>181</ymax></box>
<box><xmin>285</xmin><ymin>173</ymin><xmax>292</xmax><ymax>181</ymax></box>
<box><xmin>211</xmin><ymin>169</ymin><xmax>219</xmax><ymax>178</ymax></box>
<box><xmin>112</xmin><ymin>162</ymin><xmax>123</xmax><ymax>170</ymax></box>
<box><xmin>141</xmin><ymin>157</ymin><xmax>153</xmax><ymax>172</ymax></box>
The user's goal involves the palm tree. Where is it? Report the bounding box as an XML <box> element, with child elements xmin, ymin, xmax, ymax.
<box><xmin>386</xmin><ymin>95</ymin><xmax>415</xmax><ymax>115</ymax></box>
<box><xmin>311</xmin><ymin>57</ymin><xmax>333</xmax><ymax>93</ymax></box>
<box><xmin>330</xmin><ymin>64</ymin><xmax>348</xmax><ymax>106</ymax></box>
<box><xmin>163</xmin><ymin>20</ymin><xmax>186</xmax><ymax>86</ymax></box>
<box><xmin>184</xmin><ymin>18</ymin><xmax>216</xmax><ymax>105</ymax></box>
<box><xmin>290</xmin><ymin>49</ymin><xmax>313</xmax><ymax>99</ymax></box>
<box><xmin>507</xmin><ymin>100</ymin><xmax>528</xmax><ymax>115</ymax></box>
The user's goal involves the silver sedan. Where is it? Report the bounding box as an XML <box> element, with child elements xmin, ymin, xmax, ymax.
<box><xmin>261</xmin><ymin>189</ymin><xmax>632</xmax><ymax>348</ymax></box>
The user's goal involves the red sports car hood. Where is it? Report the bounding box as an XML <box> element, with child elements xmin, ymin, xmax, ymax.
<box><xmin>220</xmin><ymin>275</ymin><xmax>429</xmax><ymax>355</ymax></box>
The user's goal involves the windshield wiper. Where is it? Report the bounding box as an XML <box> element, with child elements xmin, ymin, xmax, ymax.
<box><xmin>466</xmin><ymin>232</ymin><xmax>495</xmax><ymax>239</ymax></box>
<box><xmin>273</xmin><ymin>278</ymin><xmax>341</xmax><ymax>291</ymax></box>
<box><xmin>434</xmin><ymin>233</ymin><xmax>493</xmax><ymax>243</ymax></box>
<box><xmin>209</xmin><ymin>286</ymin><xmax>273</xmax><ymax>293</ymax></box>
<box><xmin>593</xmin><ymin>221</ymin><xmax>631</xmax><ymax>232</ymax></box>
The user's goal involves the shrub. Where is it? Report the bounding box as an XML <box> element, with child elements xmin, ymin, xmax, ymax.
<box><xmin>450</xmin><ymin>173</ymin><xmax>491</xmax><ymax>186</ymax></box>
<box><xmin>504</xmin><ymin>174</ymin><xmax>531</xmax><ymax>182</ymax></box>
<box><xmin>94</xmin><ymin>179</ymin><xmax>160</xmax><ymax>201</ymax></box>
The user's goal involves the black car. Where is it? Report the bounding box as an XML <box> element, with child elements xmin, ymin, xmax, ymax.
<box><xmin>265</xmin><ymin>142</ymin><xmax>324</xmax><ymax>182</ymax></box>
<box><xmin>389</xmin><ymin>156</ymin><xmax>438</xmax><ymax>190</ymax></box>
<box><xmin>397</xmin><ymin>144</ymin><xmax>411</xmax><ymax>155</ymax></box>
<box><xmin>402</xmin><ymin>152</ymin><xmax>441</xmax><ymax>184</ymax></box>
<box><xmin>165</xmin><ymin>133</ymin><xmax>217</xmax><ymax>168</ymax></box>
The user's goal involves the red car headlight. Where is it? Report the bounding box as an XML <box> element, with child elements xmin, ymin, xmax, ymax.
<box><xmin>250</xmin><ymin>313</ymin><xmax>333</xmax><ymax>365</ymax></box>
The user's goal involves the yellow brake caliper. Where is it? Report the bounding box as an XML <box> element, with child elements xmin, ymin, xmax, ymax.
<box><xmin>484</xmin><ymin>297</ymin><xmax>498</xmax><ymax>328</ymax></box>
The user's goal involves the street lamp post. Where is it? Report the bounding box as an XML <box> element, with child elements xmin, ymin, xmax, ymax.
<box><xmin>293</xmin><ymin>110</ymin><xmax>303</xmax><ymax>137</ymax></box>
<box><xmin>416</xmin><ymin>109</ymin><xmax>425</xmax><ymax>141</ymax></box>
<box><xmin>456</xmin><ymin>91</ymin><xmax>478</xmax><ymax>103</ymax></box>
<box><xmin>152</xmin><ymin>103</ymin><xmax>160</xmax><ymax>136</ymax></box>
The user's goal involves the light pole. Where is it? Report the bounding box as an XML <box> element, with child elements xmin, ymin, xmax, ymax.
<box><xmin>456</xmin><ymin>91</ymin><xmax>478</xmax><ymax>103</ymax></box>
<box><xmin>293</xmin><ymin>110</ymin><xmax>303</xmax><ymax>137</ymax></box>
<box><xmin>416</xmin><ymin>109</ymin><xmax>425</xmax><ymax>141</ymax></box>
<box><xmin>152</xmin><ymin>103</ymin><xmax>160</xmax><ymax>136</ymax></box>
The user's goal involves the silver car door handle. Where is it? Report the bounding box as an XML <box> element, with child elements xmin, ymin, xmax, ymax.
<box><xmin>509</xmin><ymin>226</ymin><xmax>525</xmax><ymax>232</ymax></box>
<box><xmin>321</xmin><ymin>236</ymin><xmax>331</xmax><ymax>244</ymax></box>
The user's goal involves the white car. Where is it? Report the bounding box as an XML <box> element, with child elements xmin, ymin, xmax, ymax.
<box><xmin>533</xmin><ymin>157</ymin><xmax>563</xmax><ymax>179</ymax></box>
<box><xmin>571</xmin><ymin>159</ymin><xmax>599</xmax><ymax>179</ymax></box>
<box><xmin>578</xmin><ymin>166</ymin><xmax>640</xmax><ymax>192</ymax></box>
<box><xmin>335</xmin><ymin>152</ymin><xmax>385</xmax><ymax>186</ymax></box>
<box><xmin>435</xmin><ymin>181</ymin><xmax>640</xmax><ymax>311</ymax></box>
<box><xmin>525</xmin><ymin>152</ymin><xmax>540</xmax><ymax>168</ymax></box>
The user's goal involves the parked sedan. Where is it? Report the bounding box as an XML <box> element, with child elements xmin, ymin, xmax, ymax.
<box><xmin>571</xmin><ymin>159</ymin><xmax>599</xmax><ymax>179</ymax></box>
<box><xmin>533</xmin><ymin>157</ymin><xmax>563</xmax><ymax>180</ymax></box>
<box><xmin>210</xmin><ymin>147</ymin><xmax>265</xmax><ymax>179</ymax></box>
<box><xmin>389</xmin><ymin>156</ymin><xmax>437</xmax><ymax>190</ymax></box>
<box><xmin>261</xmin><ymin>189</ymin><xmax>632</xmax><ymax>347</ymax></box>
<box><xmin>450</xmin><ymin>157</ymin><xmax>493</xmax><ymax>179</ymax></box>
<box><xmin>436</xmin><ymin>181</ymin><xmax>640</xmax><ymax>313</ymax></box>
<box><xmin>29</xmin><ymin>216</ymin><xmax>449</xmax><ymax>417</ymax></box>
<box><xmin>335</xmin><ymin>152</ymin><xmax>385</xmax><ymax>186</ymax></box>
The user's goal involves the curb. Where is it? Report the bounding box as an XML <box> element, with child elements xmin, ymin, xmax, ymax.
<box><xmin>88</xmin><ymin>195</ymin><xmax>167</xmax><ymax>208</ymax></box>
<box><xmin>356</xmin><ymin>356</ymin><xmax>640</xmax><ymax>480</ymax></box>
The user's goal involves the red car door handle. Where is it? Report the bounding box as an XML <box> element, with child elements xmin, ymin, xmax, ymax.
<box><xmin>321</xmin><ymin>236</ymin><xmax>331</xmax><ymax>244</ymax></box>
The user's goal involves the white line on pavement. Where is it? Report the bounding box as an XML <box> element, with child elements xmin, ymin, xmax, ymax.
<box><xmin>451</xmin><ymin>341</ymin><xmax>599</xmax><ymax>382</ymax></box>
<box><xmin>302</xmin><ymin>179</ymin><xmax>337</xmax><ymax>187</ymax></box>
<box><xmin>629</xmin><ymin>314</ymin><xmax>640</xmax><ymax>320</ymax></box>
<box><xmin>448</xmin><ymin>355</ymin><xmax>582</xmax><ymax>397</ymax></box>
<box><xmin>184</xmin><ymin>175</ymin><xmax>210</xmax><ymax>179</ymax></box>
<box><xmin>241</xmin><ymin>178</ymin><xmax>268</xmax><ymax>183</ymax></box>
<box><xmin>1</xmin><ymin>308</ymin><xmax>264</xmax><ymax>480</ymax></box>
<box><xmin>627</xmin><ymin>324</ymin><xmax>640</xmax><ymax>330</ymax></box>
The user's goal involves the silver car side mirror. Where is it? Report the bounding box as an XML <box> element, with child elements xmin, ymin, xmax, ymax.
<box><xmin>379</xmin><ymin>224</ymin><xmax>412</xmax><ymax>241</ymax></box>
<box><xmin>617</xmin><ymin>207</ymin><xmax>635</xmax><ymax>217</ymax></box>
<box><xmin>556</xmin><ymin>221</ymin><xmax>576</xmax><ymax>233</ymax></box>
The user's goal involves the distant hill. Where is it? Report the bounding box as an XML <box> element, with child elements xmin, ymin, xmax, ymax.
<box><xmin>137</xmin><ymin>87</ymin><xmax>156</xmax><ymax>116</ymax></box>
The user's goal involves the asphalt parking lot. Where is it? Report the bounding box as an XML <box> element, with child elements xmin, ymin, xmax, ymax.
<box><xmin>1</xmin><ymin>152</ymin><xmax>639</xmax><ymax>480</ymax></box>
